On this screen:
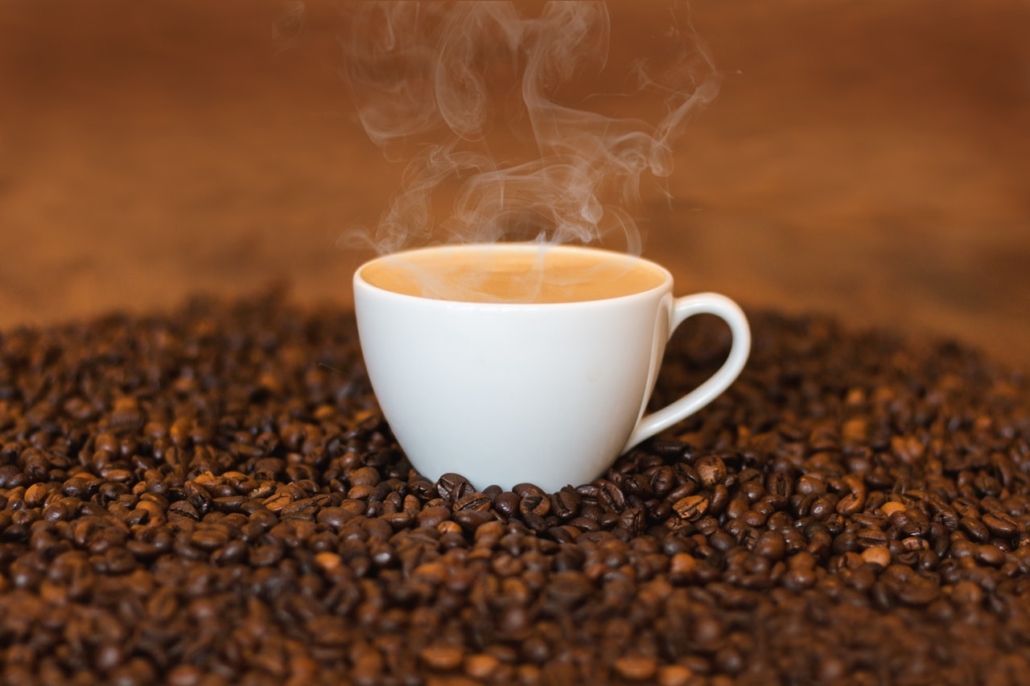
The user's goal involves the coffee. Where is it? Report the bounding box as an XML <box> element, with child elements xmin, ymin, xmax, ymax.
<box><xmin>360</xmin><ymin>245</ymin><xmax>667</xmax><ymax>303</ymax></box>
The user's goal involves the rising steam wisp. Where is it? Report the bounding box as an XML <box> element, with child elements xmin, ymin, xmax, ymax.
<box><xmin>340</xmin><ymin>1</ymin><xmax>719</xmax><ymax>257</ymax></box>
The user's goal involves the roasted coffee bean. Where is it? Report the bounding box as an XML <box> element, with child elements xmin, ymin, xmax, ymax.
<box><xmin>725</xmin><ymin>496</ymin><xmax>748</xmax><ymax>521</ymax></box>
<box><xmin>614</xmin><ymin>653</ymin><xmax>658</xmax><ymax>681</ymax></box>
<box><xmin>856</xmin><ymin>527</ymin><xmax>888</xmax><ymax>548</ymax></box>
<box><xmin>695</xmin><ymin>455</ymin><xmax>727</xmax><ymax>488</ymax></box>
<box><xmin>861</xmin><ymin>545</ymin><xmax>892</xmax><ymax>569</ymax></box>
<box><xmin>982</xmin><ymin>512</ymin><xmax>1018</xmax><ymax>539</ymax></box>
<box><xmin>796</xmin><ymin>475</ymin><xmax>826</xmax><ymax>496</ymax></box>
<box><xmin>649</xmin><ymin>466</ymin><xmax>677</xmax><ymax>498</ymax></box>
<box><xmin>454</xmin><ymin>509</ymin><xmax>493</xmax><ymax>532</ymax></box>
<box><xmin>959</xmin><ymin>516</ymin><xmax>991</xmax><ymax>543</ymax></box>
<box><xmin>551</xmin><ymin>487</ymin><xmax>581</xmax><ymax>520</ymax></box>
<box><xmin>494</xmin><ymin>492</ymin><xmax>521</xmax><ymax>519</ymax></box>
<box><xmin>595</xmin><ymin>479</ymin><xmax>626</xmax><ymax>512</ymax></box>
<box><xmin>517</xmin><ymin>487</ymin><xmax>551</xmax><ymax>518</ymax></box>
<box><xmin>349</xmin><ymin>466</ymin><xmax>381</xmax><ymax>488</ymax></box>
<box><xmin>975</xmin><ymin>544</ymin><xmax>1006</xmax><ymax>567</ymax></box>
<box><xmin>417</xmin><ymin>506</ymin><xmax>450</xmax><ymax>529</ymax></box>
<box><xmin>753</xmin><ymin>530</ymin><xmax>786</xmax><ymax>561</ymax></box>
<box><xmin>709</xmin><ymin>484</ymin><xmax>731</xmax><ymax>515</ymax></box>
<box><xmin>672</xmin><ymin>495</ymin><xmax>709</xmax><ymax>521</ymax></box>
<box><xmin>1</xmin><ymin>300</ymin><xmax>1028</xmax><ymax>683</ymax></box>
<box><xmin>453</xmin><ymin>491</ymin><xmax>492</xmax><ymax>513</ymax></box>
<box><xmin>766</xmin><ymin>470</ymin><xmax>793</xmax><ymax>500</ymax></box>
<box><xmin>436</xmin><ymin>473</ymin><xmax>473</xmax><ymax>503</ymax></box>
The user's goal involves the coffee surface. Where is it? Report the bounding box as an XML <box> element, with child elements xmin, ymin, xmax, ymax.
<box><xmin>361</xmin><ymin>247</ymin><xmax>666</xmax><ymax>303</ymax></box>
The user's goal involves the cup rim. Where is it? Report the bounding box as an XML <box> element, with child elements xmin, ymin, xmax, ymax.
<box><xmin>353</xmin><ymin>242</ymin><xmax>673</xmax><ymax>307</ymax></box>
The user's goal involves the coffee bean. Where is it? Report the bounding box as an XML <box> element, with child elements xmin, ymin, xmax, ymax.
<box><xmin>454</xmin><ymin>491</ymin><xmax>491</xmax><ymax>513</ymax></box>
<box><xmin>650</xmin><ymin>466</ymin><xmax>677</xmax><ymax>498</ymax></box>
<box><xmin>672</xmin><ymin>495</ymin><xmax>709</xmax><ymax>522</ymax></box>
<box><xmin>982</xmin><ymin>512</ymin><xmax>1018</xmax><ymax>539</ymax></box>
<box><xmin>518</xmin><ymin>492</ymin><xmax>550</xmax><ymax>518</ymax></box>
<box><xmin>766</xmin><ymin>470</ymin><xmax>793</xmax><ymax>500</ymax></box>
<box><xmin>960</xmin><ymin>516</ymin><xmax>991</xmax><ymax>543</ymax></box>
<box><xmin>753</xmin><ymin>530</ymin><xmax>786</xmax><ymax>561</ymax></box>
<box><xmin>420</xmin><ymin>643</ymin><xmax>464</xmax><ymax>670</ymax></box>
<box><xmin>349</xmin><ymin>466</ymin><xmax>381</xmax><ymax>487</ymax></box>
<box><xmin>436</xmin><ymin>473</ymin><xmax>473</xmax><ymax>503</ymax></box>
<box><xmin>494</xmin><ymin>491</ymin><xmax>521</xmax><ymax>518</ymax></box>
<box><xmin>658</xmin><ymin>664</ymin><xmax>695</xmax><ymax>686</ymax></box>
<box><xmin>417</xmin><ymin>506</ymin><xmax>450</xmax><ymax>529</ymax></box>
<box><xmin>465</xmin><ymin>653</ymin><xmax>500</xmax><ymax>679</ymax></box>
<box><xmin>614</xmin><ymin>653</ymin><xmax>657</xmax><ymax>681</ymax></box>
<box><xmin>595</xmin><ymin>479</ymin><xmax>626</xmax><ymax>512</ymax></box>
<box><xmin>551</xmin><ymin>487</ymin><xmax>581</xmax><ymax>520</ymax></box>
<box><xmin>856</xmin><ymin>527</ymin><xmax>888</xmax><ymax>549</ymax></box>
<box><xmin>695</xmin><ymin>455</ymin><xmax>727</xmax><ymax>488</ymax></box>
<box><xmin>454</xmin><ymin>509</ymin><xmax>492</xmax><ymax>533</ymax></box>
<box><xmin>975</xmin><ymin>544</ymin><xmax>1006</xmax><ymax>567</ymax></box>
<box><xmin>861</xmin><ymin>546</ymin><xmax>891</xmax><ymax>569</ymax></box>
<box><xmin>897</xmin><ymin>578</ymin><xmax>940</xmax><ymax>606</ymax></box>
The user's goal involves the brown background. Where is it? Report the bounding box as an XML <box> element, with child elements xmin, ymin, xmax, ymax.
<box><xmin>2</xmin><ymin>1</ymin><xmax>1028</xmax><ymax>368</ymax></box>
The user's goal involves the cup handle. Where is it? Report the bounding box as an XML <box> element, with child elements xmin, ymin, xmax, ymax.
<box><xmin>623</xmin><ymin>293</ymin><xmax>751</xmax><ymax>452</ymax></box>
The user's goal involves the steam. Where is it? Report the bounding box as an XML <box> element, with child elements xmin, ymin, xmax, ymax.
<box><xmin>272</xmin><ymin>1</ymin><xmax>307</xmax><ymax>56</ymax></box>
<box><xmin>341</xmin><ymin>1</ymin><xmax>718</xmax><ymax>255</ymax></box>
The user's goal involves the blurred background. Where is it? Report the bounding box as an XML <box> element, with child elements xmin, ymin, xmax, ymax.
<box><xmin>2</xmin><ymin>0</ymin><xmax>1028</xmax><ymax>368</ymax></box>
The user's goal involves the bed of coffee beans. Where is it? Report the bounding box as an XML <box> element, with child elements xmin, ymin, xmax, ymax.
<box><xmin>1</xmin><ymin>293</ymin><xmax>1029</xmax><ymax>685</ymax></box>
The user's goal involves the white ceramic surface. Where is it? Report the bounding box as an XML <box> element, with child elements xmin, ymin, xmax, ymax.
<box><xmin>353</xmin><ymin>244</ymin><xmax>750</xmax><ymax>492</ymax></box>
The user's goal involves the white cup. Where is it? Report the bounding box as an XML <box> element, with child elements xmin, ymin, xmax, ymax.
<box><xmin>353</xmin><ymin>243</ymin><xmax>750</xmax><ymax>492</ymax></box>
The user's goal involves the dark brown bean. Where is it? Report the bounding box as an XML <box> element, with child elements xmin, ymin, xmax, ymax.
<box><xmin>672</xmin><ymin>495</ymin><xmax>709</xmax><ymax>522</ymax></box>
<box><xmin>454</xmin><ymin>491</ymin><xmax>492</xmax><ymax>513</ymax></box>
<box><xmin>494</xmin><ymin>491</ymin><xmax>521</xmax><ymax>518</ymax></box>
<box><xmin>436</xmin><ymin>473</ymin><xmax>473</xmax><ymax>503</ymax></box>
<box><xmin>960</xmin><ymin>516</ymin><xmax>991</xmax><ymax>543</ymax></box>
<box><xmin>982</xmin><ymin>512</ymin><xmax>1018</xmax><ymax>539</ymax></box>
<box><xmin>551</xmin><ymin>487</ymin><xmax>581</xmax><ymax>520</ymax></box>
<box><xmin>694</xmin><ymin>455</ymin><xmax>727</xmax><ymax>488</ymax></box>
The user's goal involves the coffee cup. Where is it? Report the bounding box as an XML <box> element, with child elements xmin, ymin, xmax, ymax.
<box><xmin>353</xmin><ymin>243</ymin><xmax>750</xmax><ymax>492</ymax></box>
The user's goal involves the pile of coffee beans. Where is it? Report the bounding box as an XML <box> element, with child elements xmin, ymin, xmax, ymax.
<box><xmin>1</xmin><ymin>293</ymin><xmax>1029</xmax><ymax>685</ymax></box>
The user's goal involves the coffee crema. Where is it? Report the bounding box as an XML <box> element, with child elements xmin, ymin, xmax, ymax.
<box><xmin>360</xmin><ymin>247</ymin><xmax>667</xmax><ymax>304</ymax></box>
